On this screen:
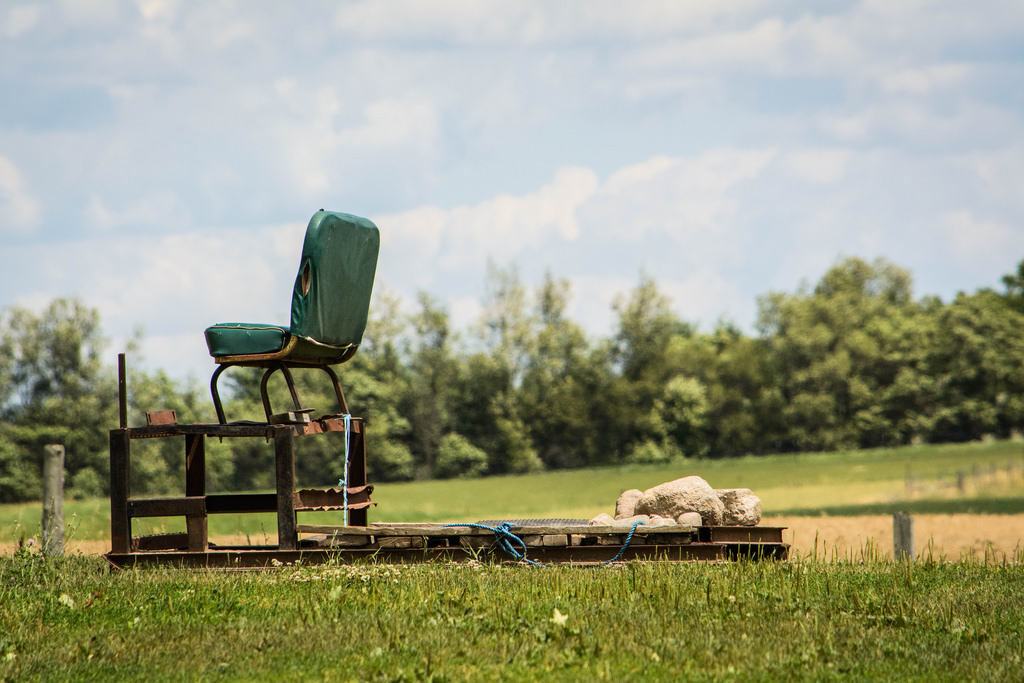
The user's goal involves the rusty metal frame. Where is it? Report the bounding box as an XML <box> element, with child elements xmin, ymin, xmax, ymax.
<box><xmin>211</xmin><ymin>361</ymin><xmax>350</xmax><ymax>424</ymax></box>
<box><xmin>110</xmin><ymin>353</ymin><xmax>370</xmax><ymax>558</ymax></box>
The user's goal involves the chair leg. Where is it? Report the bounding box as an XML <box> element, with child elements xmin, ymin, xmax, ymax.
<box><xmin>210</xmin><ymin>364</ymin><xmax>233</xmax><ymax>425</ymax></box>
<box><xmin>321</xmin><ymin>365</ymin><xmax>350</xmax><ymax>415</ymax></box>
<box><xmin>259</xmin><ymin>362</ymin><xmax>306</xmax><ymax>421</ymax></box>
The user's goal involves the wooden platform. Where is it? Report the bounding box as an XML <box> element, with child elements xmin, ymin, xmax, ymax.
<box><xmin>105</xmin><ymin>522</ymin><xmax>789</xmax><ymax>568</ymax></box>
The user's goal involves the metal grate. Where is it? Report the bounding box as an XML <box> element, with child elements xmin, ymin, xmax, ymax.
<box><xmin>475</xmin><ymin>519</ymin><xmax>590</xmax><ymax>527</ymax></box>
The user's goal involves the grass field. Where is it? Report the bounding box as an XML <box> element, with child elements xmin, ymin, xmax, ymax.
<box><xmin>2</xmin><ymin>441</ymin><xmax>1023</xmax><ymax>680</ymax></box>
<box><xmin>1</xmin><ymin>551</ymin><xmax>1022</xmax><ymax>680</ymax></box>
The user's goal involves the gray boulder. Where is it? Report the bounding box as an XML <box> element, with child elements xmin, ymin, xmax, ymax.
<box><xmin>716</xmin><ymin>488</ymin><xmax>762</xmax><ymax>526</ymax></box>
<box><xmin>614</xmin><ymin>489</ymin><xmax>643</xmax><ymax>519</ymax></box>
<box><xmin>635</xmin><ymin>476</ymin><xmax>725</xmax><ymax>526</ymax></box>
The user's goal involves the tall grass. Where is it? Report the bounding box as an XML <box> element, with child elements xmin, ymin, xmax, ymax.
<box><xmin>1</xmin><ymin>550</ymin><xmax>1022</xmax><ymax>681</ymax></box>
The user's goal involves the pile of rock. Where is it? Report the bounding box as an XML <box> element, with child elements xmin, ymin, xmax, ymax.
<box><xmin>590</xmin><ymin>475</ymin><xmax>762</xmax><ymax>528</ymax></box>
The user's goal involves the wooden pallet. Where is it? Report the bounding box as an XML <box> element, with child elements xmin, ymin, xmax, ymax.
<box><xmin>105</xmin><ymin>522</ymin><xmax>788</xmax><ymax>568</ymax></box>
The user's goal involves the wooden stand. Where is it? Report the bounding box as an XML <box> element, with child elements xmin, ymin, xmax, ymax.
<box><xmin>108</xmin><ymin>417</ymin><xmax>370</xmax><ymax>554</ymax></box>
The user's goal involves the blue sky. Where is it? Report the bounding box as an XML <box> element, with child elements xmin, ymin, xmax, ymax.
<box><xmin>2</xmin><ymin>1</ymin><xmax>1023</xmax><ymax>381</ymax></box>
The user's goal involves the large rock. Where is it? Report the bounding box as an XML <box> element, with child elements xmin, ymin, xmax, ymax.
<box><xmin>676</xmin><ymin>511</ymin><xmax>702</xmax><ymax>527</ymax></box>
<box><xmin>614</xmin><ymin>489</ymin><xmax>643</xmax><ymax>519</ymax></box>
<box><xmin>635</xmin><ymin>476</ymin><xmax>725</xmax><ymax>526</ymax></box>
<box><xmin>610</xmin><ymin>514</ymin><xmax>652</xmax><ymax>528</ymax></box>
<box><xmin>716</xmin><ymin>489</ymin><xmax>762</xmax><ymax>526</ymax></box>
<box><xmin>589</xmin><ymin>513</ymin><xmax>616</xmax><ymax>526</ymax></box>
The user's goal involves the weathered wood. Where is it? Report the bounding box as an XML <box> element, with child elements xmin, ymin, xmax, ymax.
<box><xmin>134</xmin><ymin>533</ymin><xmax>189</xmax><ymax>551</ymax></box>
<box><xmin>459</xmin><ymin>536</ymin><xmax>491</xmax><ymax>550</ymax></box>
<box><xmin>294</xmin><ymin>522</ymin><xmax>709</xmax><ymax>538</ymax></box>
<box><xmin>699</xmin><ymin>526</ymin><xmax>784</xmax><ymax>544</ymax></box>
<box><xmin>185</xmin><ymin>433</ymin><xmax>207</xmax><ymax>551</ymax></box>
<box><xmin>128</xmin><ymin>496</ymin><xmax>206</xmax><ymax>518</ymax></box>
<box><xmin>106</xmin><ymin>540</ymin><xmax>751</xmax><ymax>569</ymax></box>
<box><xmin>378</xmin><ymin>536</ymin><xmax>425</xmax><ymax>549</ymax></box>
<box><xmin>42</xmin><ymin>444</ymin><xmax>65</xmax><ymax>557</ymax></box>
<box><xmin>109</xmin><ymin>430</ymin><xmax>131</xmax><ymax>554</ymax></box>
<box><xmin>274</xmin><ymin>428</ymin><xmax>297</xmax><ymax>550</ymax></box>
<box><xmin>308</xmin><ymin>533</ymin><xmax>373</xmax><ymax>548</ymax></box>
<box><xmin>347</xmin><ymin>422</ymin><xmax>368</xmax><ymax>526</ymax></box>
<box><xmin>894</xmin><ymin>512</ymin><xmax>915</xmax><ymax>561</ymax></box>
<box><xmin>205</xmin><ymin>493</ymin><xmax>278</xmax><ymax>514</ymax></box>
<box><xmin>145</xmin><ymin>410</ymin><xmax>178</xmax><ymax>426</ymax></box>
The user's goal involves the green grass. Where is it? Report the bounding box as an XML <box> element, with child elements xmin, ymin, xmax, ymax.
<box><xmin>2</xmin><ymin>441</ymin><xmax>1023</xmax><ymax>680</ymax></box>
<box><xmin>773</xmin><ymin>496</ymin><xmax>1024</xmax><ymax>517</ymax></box>
<box><xmin>2</xmin><ymin>440</ymin><xmax>1023</xmax><ymax>546</ymax></box>
<box><xmin>1</xmin><ymin>552</ymin><xmax>1022</xmax><ymax>681</ymax></box>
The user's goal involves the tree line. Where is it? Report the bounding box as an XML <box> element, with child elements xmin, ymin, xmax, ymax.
<box><xmin>3</xmin><ymin>256</ymin><xmax>1024</xmax><ymax>502</ymax></box>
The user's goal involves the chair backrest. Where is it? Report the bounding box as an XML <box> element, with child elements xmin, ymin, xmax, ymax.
<box><xmin>289</xmin><ymin>210</ymin><xmax>380</xmax><ymax>350</ymax></box>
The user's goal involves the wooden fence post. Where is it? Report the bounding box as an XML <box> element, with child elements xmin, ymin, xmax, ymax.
<box><xmin>42</xmin><ymin>444</ymin><xmax>65</xmax><ymax>557</ymax></box>
<box><xmin>893</xmin><ymin>511</ymin><xmax>914</xmax><ymax>562</ymax></box>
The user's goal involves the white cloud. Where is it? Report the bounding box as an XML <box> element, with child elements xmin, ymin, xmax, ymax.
<box><xmin>582</xmin><ymin>148</ymin><xmax>776</xmax><ymax>247</ymax></box>
<box><xmin>0</xmin><ymin>155</ymin><xmax>40</xmax><ymax>233</ymax></box>
<box><xmin>334</xmin><ymin>0</ymin><xmax>766</xmax><ymax>45</ymax></box>
<box><xmin>880</xmin><ymin>63</ymin><xmax>971</xmax><ymax>95</ymax></box>
<box><xmin>83</xmin><ymin>191</ymin><xmax>191</xmax><ymax>233</ymax></box>
<box><xmin>377</xmin><ymin>165</ymin><xmax>599</xmax><ymax>276</ymax></box>
<box><xmin>941</xmin><ymin>211</ymin><xmax>1024</xmax><ymax>265</ymax></box>
<box><xmin>4</xmin><ymin>5</ymin><xmax>40</xmax><ymax>37</ymax></box>
<box><xmin>276</xmin><ymin>91</ymin><xmax>441</xmax><ymax>198</ymax></box>
<box><xmin>660</xmin><ymin>268</ymin><xmax>745</xmax><ymax>327</ymax></box>
<box><xmin>565</xmin><ymin>273</ymin><xmax>635</xmax><ymax>338</ymax></box>
<box><xmin>786</xmin><ymin>149</ymin><xmax>852</xmax><ymax>184</ymax></box>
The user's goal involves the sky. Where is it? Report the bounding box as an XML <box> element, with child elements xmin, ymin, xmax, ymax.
<box><xmin>2</xmin><ymin>0</ymin><xmax>1024</xmax><ymax>382</ymax></box>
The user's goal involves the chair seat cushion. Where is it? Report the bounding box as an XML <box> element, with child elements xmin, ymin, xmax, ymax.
<box><xmin>204</xmin><ymin>323</ymin><xmax>289</xmax><ymax>357</ymax></box>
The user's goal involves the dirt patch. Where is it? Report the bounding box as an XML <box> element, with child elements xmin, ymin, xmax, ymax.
<box><xmin>765</xmin><ymin>513</ymin><xmax>1024</xmax><ymax>561</ymax></box>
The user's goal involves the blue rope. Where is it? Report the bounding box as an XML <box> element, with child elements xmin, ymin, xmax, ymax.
<box><xmin>442</xmin><ymin>522</ymin><xmax>546</xmax><ymax>567</ymax></box>
<box><xmin>599</xmin><ymin>520</ymin><xmax>646</xmax><ymax>565</ymax></box>
<box><xmin>441</xmin><ymin>520</ymin><xmax>647</xmax><ymax>568</ymax></box>
<box><xmin>336</xmin><ymin>414</ymin><xmax>351</xmax><ymax>526</ymax></box>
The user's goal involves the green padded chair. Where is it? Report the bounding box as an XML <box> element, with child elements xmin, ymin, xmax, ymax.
<box><xmin>205</xmin><ymin>210</ymin><xmax>380</xmax><ymax>424</ymax></box>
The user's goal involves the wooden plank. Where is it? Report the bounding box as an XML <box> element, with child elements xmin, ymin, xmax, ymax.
<box><xmin>184</xmin><ymin>433</ymin><xmax>208</xmax><ymax>552</ymax></box>
<box><xmin>109</xmin><ymin>429</ymin><xmax>131</xmax><ymax>554</ymax></box>
<box><xmin>206</xmin><ymin>493</ymin><xmax>277</xmax><ymax>514</ymax></box>
<box><xmin>701</xmin><ymin>526</ymin><xmax>785</xmax><ymax>544</ymax></box>
<box><xmin>304</xmin><ymin>533</ymin><xmax>373</xmax><ymax>548</ymax></box>
<box><xmin>295</xmin><ymin>522</ymin><xmax>710</xmax><ymax>539</ymax></box>
<box><xmin>105</xmin><ymin>540</ymin><xmax>751</xmax><ymax>569</ymax></box>
<box><xmin>274</xmin><ymin>428</ymin><xmax>297</xmax><ymax>550</ymax></box>
<box><xmin>133</xmin><ymin>533</ymin><xmax>189</xmax><ymax>551</ymax></box>
<box><xmin>128</xmin><ymin>496</ymin><xmax>205</xmax><ymax>518</ymax></box>
<box><xmin>459</xmin><ymin>536</ymin><xmax>491</xmax><ymax>550</ymax></box>
<box><xmin>145</xmin><ymin>410</ymin><xmax>177</xmax><ymax>426</ymax></box>
<box><xmin>348</xmin><ymin>423</ymin><xmax>368</xmax><ymax>526</ymax></box>
<box><xmin>378</xmin><ymin>536</ymin><xmax>425</xmax><ymax>549</ymax></box>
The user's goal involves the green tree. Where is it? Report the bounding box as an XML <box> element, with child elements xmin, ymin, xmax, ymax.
<box><xmin>924</xmin><ymin>290</ymin><xmax>1024</xmax><ymax>442</ymax></box>
<box><xmin>518</xmin><ymin>274</ymin><xmax>611</xmax><ymax>469</ymax></box>
<box><xmin>757</xmin><ymin>257</ymin><xmax>925</xmax><ymax>451</ymax></box>
<box><xmin>435</xmin><ymin>433</ymin><xmax>488</xmax><ymax>479</ymax></box>
<box><xmin>0</xmin><ymin>299</ymin><xmax>118</xmax><ymax>501</ymax></box>
<box><xmin>608</xmin><ymin>274</ymin><xmax>693</xmax><ymax>461</ymax></box>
